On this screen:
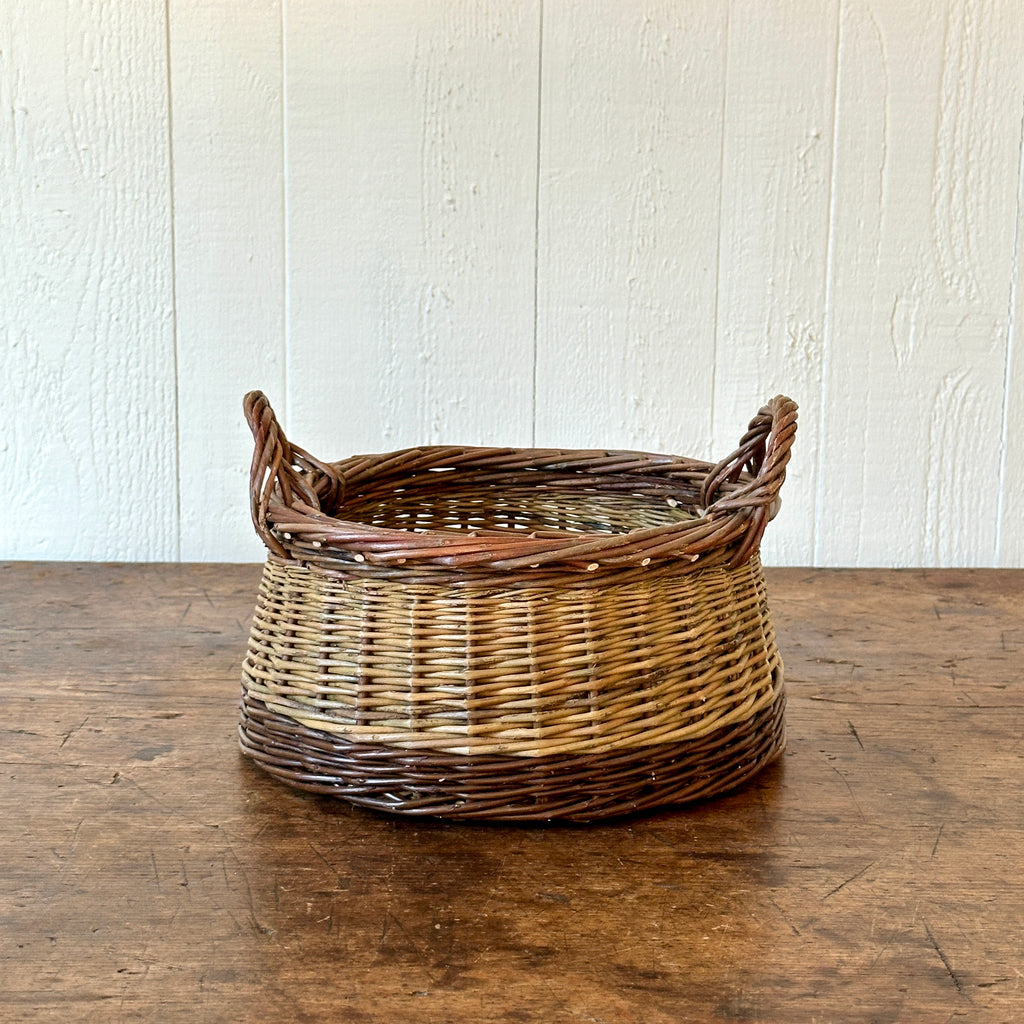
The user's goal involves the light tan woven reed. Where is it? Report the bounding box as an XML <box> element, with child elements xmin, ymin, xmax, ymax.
<box><xmin>239</xmin><ymin>392</ymin><xmax>797</xmax><ymax>821</ymax></box>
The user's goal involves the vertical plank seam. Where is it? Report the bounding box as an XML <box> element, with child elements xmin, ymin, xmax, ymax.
<box><xmin>813</xmin><ymin>0</ymin><xmax>844</xmax><ymax>568</ymax></box>
<box><xmin>531</xmin><ymin>0</ymin><xmax>544</xmax><ymax>447</ymax></box>
<box><xmin>281</xmin><ymin>0</ymin><xmax>291</xmax><ymax>425</ymax></box>
<box><xmin>164</xmin><ymin>0</ymin><xmax>182</xmax><ymax>561</ymax></box>
<box><xmin>994</xmin><ymin>94</ymin><xmax>1024</xmax><ymax>566</ymax></box>
<box><xmin>709</xmin><ymin>2</ymin><xmax>731</xmax><ymax>452</ymax></box>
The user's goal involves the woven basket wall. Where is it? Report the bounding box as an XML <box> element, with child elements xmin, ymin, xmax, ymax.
<box><xmin>239</xmin><ymin>392</ymin><xmax>797</xmax><ymax>822</ymax></box>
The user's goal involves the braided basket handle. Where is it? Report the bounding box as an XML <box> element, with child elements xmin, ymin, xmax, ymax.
<box><xmin>701</xmin><ymin>396</ymin><xmax>798</xmax><ymax>566</ymax></box>
<box><xmin>244</xmin><ymin>391</ymin><xmax>344</xmax><ymax>557</ymax></box>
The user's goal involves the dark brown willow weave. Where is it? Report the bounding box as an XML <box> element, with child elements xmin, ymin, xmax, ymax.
<box><xmin>239</xmin><ymin>392</ymin><xmax>798</xmax><ymax>821</ymax></box>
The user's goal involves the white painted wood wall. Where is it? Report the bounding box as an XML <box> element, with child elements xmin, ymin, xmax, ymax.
<box><xmin>3</xmin><ymin>0</ymin><xmax>1023</xmax><ymax>566</ymax></box>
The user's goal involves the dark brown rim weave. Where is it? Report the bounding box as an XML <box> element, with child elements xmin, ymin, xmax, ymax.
<box><xmin>239</xmin><ymin>686</ymin><xmax>786</xmax><ymax>822</ymax></box>
<box><xmin>238</xmin><ymin>393</ymin><xmax>797</xmax><ymax>821</ymax></box>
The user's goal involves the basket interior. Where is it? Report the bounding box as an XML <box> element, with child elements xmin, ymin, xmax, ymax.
<box><xmin>333</xmin><ymin>476</ymin><xmax>698</xmax><ymax>536</ymax></box>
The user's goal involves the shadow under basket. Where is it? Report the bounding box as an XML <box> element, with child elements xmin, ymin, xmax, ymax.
<box><xmin>239</xmin><ymin>393</ymin><xmax>798</xmax><ymax>822</ymax></box>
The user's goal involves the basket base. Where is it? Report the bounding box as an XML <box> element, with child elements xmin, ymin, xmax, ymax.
<box><xmin>238</xmin><ymin>688</ymin><xmax>786</xmax><ymax>823</ymax></box>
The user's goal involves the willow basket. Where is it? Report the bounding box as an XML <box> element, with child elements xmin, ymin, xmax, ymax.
<box><xmin>239</xmin><ymin>392</ymin><xmax>798</xmax><ymax>822</ymax></box>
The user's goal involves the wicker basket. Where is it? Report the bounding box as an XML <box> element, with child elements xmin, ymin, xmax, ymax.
<box><xmin>239</xmin><ymin>392</ymin><xmax>797</xmax><ymax>822</ymax></box>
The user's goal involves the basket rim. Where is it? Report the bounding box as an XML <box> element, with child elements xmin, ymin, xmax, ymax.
<box><xmin>244</xmin><ymin>393</ymin><xmax>798</xmax><ymax>572</ymax></box>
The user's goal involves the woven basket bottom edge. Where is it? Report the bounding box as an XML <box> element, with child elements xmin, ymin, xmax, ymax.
<box><xmin>238</xmin><ymin>689</ymin><xmax>786</xmax><ymax>823</ymax></box>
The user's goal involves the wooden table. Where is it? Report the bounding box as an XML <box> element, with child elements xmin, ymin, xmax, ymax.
<box><xmin>2</xmin><ymin>563</ymin><xmax>1022</xmax><ymax>1023</ymax></box>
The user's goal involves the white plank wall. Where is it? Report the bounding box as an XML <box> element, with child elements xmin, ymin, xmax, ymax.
<box><xmin>169</xmin><ymin>0</ymin><xmax>286</xmax><ymax>561</ymax></box>
<box><xmin>816</xmin><ymin>0</ymin><xmax>1024</xmax><ymax>567</ymax></box>
<box><xmin>284</xmin><ymin>0</ymin><xmax>539</xmax><ymax>461</ymax></box>
<box><xmin>2</xmin><ymin>0</ymin><xmax>1023</xmax><ymax>567</ymax></box>
<box><xmin>1002</xmin><ymin>131</ymin><xmax>1024</xmax><ymax>566</ymax></box>
<box><xmin>712</xmin><ymin>0</ymin><xmax>838</xmax><ymax>566</ymax></box>
<box><xmin>0</xmin><ymin>0</ymin><xmax>177</xmax><ymax>560</ymax></box>
<box><xmin>536</xmin><ymin>1</ymin><xmax>724</xmax><ymax>460</ymax></box>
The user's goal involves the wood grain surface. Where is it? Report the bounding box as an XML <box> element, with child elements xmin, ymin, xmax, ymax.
<box><xmin>2</xmin><ymin>562</ymin><xmax>1022</xmax><ymax>1022</ymax></box>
